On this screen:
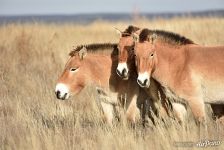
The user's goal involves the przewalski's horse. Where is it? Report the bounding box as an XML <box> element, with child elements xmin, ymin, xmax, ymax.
<box><xmin>133</xmin><ymin>28</ymin><xmax>224</xmax><ymax>123</ymax></box>
<box><xmin>115</xmin><ymin>25</ymin><xmax>187</xmax><ymax>123</ymax></box>
<box><xmin>55</xmin><ymin>43</ymin><xmax>148</xmax><ymax>125</ymax></box>
<box><xmin>116</xmin><ymin>25</ymin><xmax>140</xmax><ymax>80</ymax></box>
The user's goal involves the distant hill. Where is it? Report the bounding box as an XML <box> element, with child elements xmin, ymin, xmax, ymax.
<box><xmin>0</xmin><ymin>9</ymin><xmax>223</xmax><ymax>24</ymax></box>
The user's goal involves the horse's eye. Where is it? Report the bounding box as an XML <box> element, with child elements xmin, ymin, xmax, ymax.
<box><xmin>70</xmin><ymin>68</ymin><xmax>78</xmax><ymax>72</ymax></box>
<box><xmin>130</xmin><ymin>47</ymin><xmax>135</xmax><ymax>52</ymax></box>
<box><xmin>150</xmin><ymin>53</ymin><xmax>154</xmax><ymax>57</ymax></box>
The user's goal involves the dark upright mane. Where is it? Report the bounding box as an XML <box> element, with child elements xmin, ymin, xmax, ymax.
<box><xmin>139</xmin><ymin>29</ymin><xmax>195</xmax><ymax>45</ymax></box>
<box><xmin>122</xmin><ymin>25</ymin><xmax>140</xmax><ymax>37</ymax></box>
<box><xmin>69</xmin><ymin>43</ymin><xmax>118</xmax><ymax>57</ymax></box>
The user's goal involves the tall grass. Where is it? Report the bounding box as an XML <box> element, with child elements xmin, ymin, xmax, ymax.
<box><xmin>0</xmin><ymin>17</ymin><xmax>224</xmax><ymax>150</ymax></box>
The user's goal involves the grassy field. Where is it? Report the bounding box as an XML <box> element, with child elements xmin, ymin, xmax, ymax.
<box><xmin>0</xmin><ymin>17</ymin><xmax>224</xmax><ymax>150</ymax></box>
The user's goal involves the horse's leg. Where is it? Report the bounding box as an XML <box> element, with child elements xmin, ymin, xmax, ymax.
<box><xmin>187</xmin><ymin>96</ymin><xmax>205</xmax><ymax>121</ymax></box>
<box><xmin>148</xmin><ymin>79</ymin><xmax>163</xmax><ymax>119</ymax></box>
<box><xmin>137</xmin><ymin>89</ymin><xmax>154</xmax><ymax>126</ymax></box>
<box><xmin>126</xmin><ymin>95</ymin><xmax>139</xmax><ymax>124</ymax></box>
<box><xmin>186</xmin><ymin>96</ymin><xmax>207</xmax><ymax>139</ymax></box>
<box><xmin>126</xmin><ymin>94</ymin><xmax>140</xmax><ymax>124</ymax></box>
<box><xmin>100</xmin><ymin>101</ymin><xmax>114</xmax><ymax>126</ymax></box>
<box><xmin>172</xmin><ymin>103</ymin><xmax>187</xmax><ymax>124</ymax></box>
<box><xmin>96</xmin><ymin>87</ymin><xmax>114</xmax><ymax>126</ymax></box>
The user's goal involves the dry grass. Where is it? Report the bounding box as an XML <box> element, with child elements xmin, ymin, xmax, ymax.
<box><xmin>0</xmin><ymin>17</ymin><xmax>224</xmax><ymax>150</ymax></box>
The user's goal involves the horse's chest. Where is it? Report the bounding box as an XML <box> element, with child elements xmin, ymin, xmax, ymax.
<box><xmin>162</xmin><ymin>86</ymin><xmax>186</xmax><ymax>104</ymax></box>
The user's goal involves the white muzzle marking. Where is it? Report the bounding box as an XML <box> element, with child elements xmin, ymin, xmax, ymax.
<box><xmin>137</xmin><ymin>72</ymin><xmax>150</xmax><ymax>88</ymax></box>
<box><xmin>117</xmin><ymin>62</ymin><xmax>129</xmax><ymax>79</ymax></box>
<box><xmin>55</xmin><ymin>83</ymin><xmax>70</xmax><ymax>100</ymax></box>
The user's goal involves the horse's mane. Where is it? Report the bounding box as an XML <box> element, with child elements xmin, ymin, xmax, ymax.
<box><xmin>139</xmin><ymin>29</ymin><xmax>195</xmax><ymax>45</ymax></box>
<box><xmin>122</xmin><ymin>25</ymin><xmax>140</xmax><ymax>37</ymax></box>
<box><xmin>69</xmin><ymin>43</ymin><xmax>118</xmax><ymax>57</ymax></box>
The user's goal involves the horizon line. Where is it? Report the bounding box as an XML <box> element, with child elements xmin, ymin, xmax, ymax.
<box><xmin>0</xmin><ymin>9</ymin><xmax>223</xmax><ymax>17</ymax></box>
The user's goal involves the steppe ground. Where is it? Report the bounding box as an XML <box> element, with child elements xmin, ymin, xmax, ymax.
<box><xmin>0</xmin><ymin>17</ymin><xmax>224</xmax><ymax>150</ymax></box>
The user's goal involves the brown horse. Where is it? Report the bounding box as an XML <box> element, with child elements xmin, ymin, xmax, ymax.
<box><xmin>115</xmin><ymin>25</ymin><xmax>187</xmax><ymax>123</ymax></box>
<box><xmin>115</xmin><ymin>25</ymin><xmax>140</xmax><ymax>80</ymax></box>
<box><xmin>133</xmin><ymin>28</ymin><xmax>224</xmax><ymax>122</ymax></box>
<box><xmin>55</xmin><ymin>43</ymin><xmax>150</xmax><ymax>125</ymax></box>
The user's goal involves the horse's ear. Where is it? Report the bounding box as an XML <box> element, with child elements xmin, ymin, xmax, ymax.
<box><xmin>79</xmin><ymin>46</ymin><xmax>87</xmax><ymax>60</ymax></box>
<box><xmin>149</xmin><ymin>33</ymin><xmax>157</xmax><ymax>44</ymax></box>
<box><xmin>132</xmin><ymin>33</ymin><xmax>139</xmax><ymax>43</ymax></box>
<box><xmin>114</xmin><ymin>27</ymin><xmax>122</xmax><ymax>37</ymax></box>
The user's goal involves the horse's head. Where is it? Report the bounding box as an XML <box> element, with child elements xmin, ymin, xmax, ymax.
<box><xmin>55</xmin><ymin>47</ymin><xmax>88</xmax><ymax>100</ymax></box>
<box><xmin>133</xmin><ymin>29</ymin><xmax>158</xmax><ymax>88</ymax></box>
<box><xmin>115</xmin><ymin>26</ymin><xmax>140</xmax><ymax>80</ymax></box>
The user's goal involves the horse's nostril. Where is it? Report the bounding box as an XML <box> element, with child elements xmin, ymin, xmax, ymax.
<box><xmin>62</xmin><ymin>93</ymin><xmax>68</xmax><ymax>100</ymax></box>
<box><xmin>117</xmin><ymin>68</ymin><xmax>128</xmax><ymax>78</ymax></box>
<box><xmin>122</xmin><ymin>68</ymin><xmax>127</xmax><ymax>75</ymax></box>
<box><xmin>116</xmin><ymin>69</ymin><xmax>122</xmax><ymax>76</ymax></box>
<box><xmin>137</xmin><ymin>79</ymin><xmax>143</xmax><ymax>85</ymax></box>
<box><xmin>137</xmin><ymin>79</ymin><xmax>148</xmax><ymax>87</ymax></box>
<box><xmin>56</xmin><ymin>90</ymin><xmax>61</xmax><ymax>99</ymax></box>
<box><xmin>144</xmin><ymin>79</ymin><xmax>148</xmax><ymax>85</ymax></box>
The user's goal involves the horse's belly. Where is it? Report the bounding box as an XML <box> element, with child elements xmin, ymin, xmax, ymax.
<box><xmin>202</xmin><ymin>81</ymin><xmax>224</xmax><ymax>104</ymax></box>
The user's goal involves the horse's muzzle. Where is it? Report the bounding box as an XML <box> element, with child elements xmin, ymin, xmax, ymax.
<box><xmin>116</xmin><ymin>68</ymin><xmax>129</xmax><ymax>80</ymax></box>
<box><xmin>55</xmin><ymin>83</ymin><xmax>70</xmax><ymax>100</ymax></box>
<box><xmin>137</xmin><ymin>78</ymin><xmax>150</xmax><ymax>88</ymax></box>
<box><xmin>55</xmin><ymin>90</ymin><xmax>68</xmax><ymax>100</ymax></box>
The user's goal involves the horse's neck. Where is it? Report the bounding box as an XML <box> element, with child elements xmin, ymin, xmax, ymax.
<box><xmin>128</xmin><ymin>58</ymin><xmax>138</xmax><ymax>77</ymax></box>
<box><xmin>153</xmin><ymin>43</ymin><xmax>187</xmax><ymax>86</ymax></box>
<box><xmin>86</xmin><ymin>54</ymin><xmax>112</xmax><ymax>87</ymax></box>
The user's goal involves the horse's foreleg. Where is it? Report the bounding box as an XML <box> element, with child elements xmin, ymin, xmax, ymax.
<box><xmin>100</xmin><ymin>101</ymin><xmax>114</xmax><ymax>126</ymax></box>
<box><xmin>126</xmin><ymin>95</ymin><xmax>140</xmax><ymax>124</ymax></box>
<box><xmin>187</xmin><ymin>96</ymin><xmax>206</xmax><ymax>122</ymax></box>
<box><xmin>172</xmin><ymin>103</ymin><xmax>187</xmax><ymax>124</ymax></box>
<box><xmin>187</xmin><ymin>96</ymin><xmax>207</xmax><ymax>139</ymax></box>
<box><xmin>96</xmin><ymin>87</ymin><xmax>114</xmax><ymax>126</ymax></box>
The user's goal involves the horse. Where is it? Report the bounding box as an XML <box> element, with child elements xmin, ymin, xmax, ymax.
<box><xmin>55</xmin><ymin>43</ymin><xmax>152</xmax><ymax>125</ymax></box>
<box><xmin>115</xmin><ymin>25</ymin><xmax>187</xmax><ymax>123</ymax></box>
<box><xmin>133</xmin><ymin>28</ymin><xmax>224</xmax><ymax>123</ymax></box>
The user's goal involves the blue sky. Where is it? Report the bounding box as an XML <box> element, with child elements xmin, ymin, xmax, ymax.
<box><xmin>0</xmin><ymin>0</ymin><xmax>224</xmax><ymax>15</ymax></box>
